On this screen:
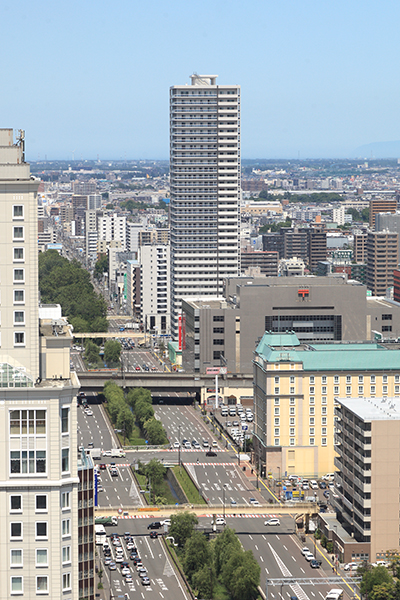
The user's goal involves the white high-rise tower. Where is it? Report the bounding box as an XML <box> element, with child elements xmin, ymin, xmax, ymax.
<box><xmin>169</xmin><ymin>74</ymin><xmax>241</xmax><ymax>337</ymax></box>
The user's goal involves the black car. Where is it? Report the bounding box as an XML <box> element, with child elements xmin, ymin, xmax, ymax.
<box><xmin>319</xmin><ymin>481</ymin><xmax>327</xmax><ymax>489</ymax></box>
<box><xmin>310</xmin><ymin>559</ymin><xmax>322</xmax><ymax>568</ymax></box>
<box><xmin>150</xmin><ymin>531</ymin><xmax>158</xmax><ymax>538</ymax></box>
<box><xmin>147</xmin><ymin>521</ymin><xmax>162</xmax><ymax>529</ymax></box>
<box><xmin>206</xmin><ymin>450</ymin><xmax>217</xmax><ymax>457</ymax></box>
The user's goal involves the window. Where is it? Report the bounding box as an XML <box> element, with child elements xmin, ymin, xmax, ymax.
<box><xmin>370</xmin><ymin>385</ymin><xmax>376</xmax><ymax>395</ymax></box>
<box><xmin>36</xmin><ymin>576</ymin><xmax>48</xmax><ymax>593</ymax></box>
<box><xmin>370</xmin><ymin>375</ymin><xmax>376</xmax><ymax>383</ymax></box>
<box><xmin>346</xmin><ymin>386</ymin><xmax>351</xmax><ymax>395</ymax></box>
<box><xmin>309</xmin><ymin>428</ymin><xmax>315</xmax><ymax>436</ymax></box>
<box><xmin>14</xmin><ymin>332</ymin><xmax>25</xmax><ymax>346</ymax></box>
<box><xmin>62</xmin><ymin>519</ymin><xmax>70</xmax><ymax>537</ymax></box>
<box><xmin>213</xmin><ymin>327</ymin><xmax>224</xmax><ymax>334</ymax></box>
<box><xmin>62</xmin><ymin>448</ymin><xmax>69</xmax><ymax>473</ymax></box>
<box><xmin>13</xmin><ymin>248</ymin><xmax>24</xmax><ymax>262</ymax></box>
<box><xmin>395</xmin><ymin>375</ymin><xmax>400</xmax><ymax>384</ymax></box>
<box><xmin>382</xmin><ymin>313</ymin><xmax>392</xmax><ymax>320</ymax></box>
<box><xmin>274</xmin><ymin>377</ymin><xmax>279</xmax><ymax>384</ymax></box>
<box><xmin>309</xmin><ymin>417</ymin><xmax>315</xmax><ymax>425</ymax></box>
<box><xmin>10</xmin><ymin>522</ymin><xmax>22</xmax><ymax>539</ymax></box>
<box><xmin>395</xmin><ymin>386</ymin><xmax>400</xmax><ymax>395</ymax></box>
<box><xmin>11</xmin><ymin>549</ymin><xmax>23</xmax><ymax>567</ymax></box>
<box><xmin>10</xmin><ymin>495</ymin><xmax>22</xmax><ymax>512</ymax></box>
<box><xmin>62</xmin><ymin>573</ymin><xmax>71</xmax><ymax>591</ymax></box>
<box><xmin>11</xmin><ymin>576</ymin><xmax>23</xmax><ymax>594</ymax></box>
<box><xmin>274</xmin><ymin>428</ymin><xmax>280</xmax><ymax>436</ymax></box>
<box><xmin>289</xmin><ymin>417</ymin><xmax>295</xmax><ymax>425</ymax></box>
<box><xmin>346</xmin><ymin>375</ymin><xmax>351</xmax><ymax>383</ymax></box>
<box><xmin>213</xmin><ymin>338</ymin><xmax>224</xmax><ymax>345</ymax></box>
<box><xmin>13</xmin><ymin>205</ymin><xmax>24</xmax><ymax>219</ymax></box>
<box><xmin>13</xmin><ymin>227</ymin><xmax>24</xmax><ymax>240</ymax></box>
<box><xmin>383</xmin><ymin>375</ymin><xmax>388</xmax><ymax>383</ymax></box>
<box><xmin>321</xmin><ymin>438</ymin><xmax>327</xmax><ymax>446</ymax></box>
<box><xmin>358</xmin><ymin>386</ymin><xmax>363</xmax><ymax>395</ymax></box>
<box><xmin>334</xmin><ymin>386</ymin><xmax>339</xmax><ymax>395</ymax></box>
<box><xmin>309</xmin><ymin>387</ymin><xmax>315</xmax><ymax>394</ymax></box>
<box><xmin>290</xmin><ymin>386</ymin><xmax>295</xmax><ymax>394</ymax></box>
<box><xmin>309</xmin><ymin>397</ymin><xmax>315</xmax><ymax>405</ymax></box>
<box><xmin>383</xmin><ymin>386</ymin><xmax>388</xmax><ymax>395</ymax></box>
<box><xmin>36</xmin><ymin>549</ymin><xmax>48</xmax><ymax>567</ymax></box>
<box><xmin>274</xmin><ymin>398</ymin><xmax>280</xmax><ymax>405</ymax></box>
<box><xmin>322</xmin><ymin>396</ymin><xmax>327</xmax><ymax>404</ymax></box>
<box><xmin>13</xmin><ymin>269</ymin><xmax>24</xmax><ymax>282</ymax></box>
<box><xmin>322</xmin><ymin>386</ymin><xmax>327</xmax><ymax>394</ymax></box>
<box><xmin>309</xmin><ymin>407</ymin><xmax>315</xmax><ymax>415</ymax></box>
<box><xmin>290</xmin><ymin>376</ymin><xmax>295</xmax><ymax>384</ymax></box>
<box><xmin>36</xmin><ymin>522</ymin><xmax>47</xmax><ymax>539</ymax></box>
<box><xmin>290</xmin><ymin>427</ymin><xmax>295</xmax><ymax>435</ymax></box>
<box><xmin>289</xmin><ymin>407</ymin><xmax>295</xmax><ymax>415</ymax></box>
<box><xmin>62</xmin><ymin>546</ymin><xmax>71</xmax><ymax>565</ymax></box>
<box><xmin>322</xmin><ymin>427</ymin><xmax>327</xmax><ymax>435</ymax></box>
<box><xmin>13</xmin><ymin>290</ymin><xmax>24</xmax><ymax>304</ymax></box>
<box><xmin>334</xmin><ymin>375</ymin><xmax>339</xmax><ymax>384</ymax></box>
<box><xmin>382</xmin><ymin>325</ymin><xmax>392</xmax><ymax>332</ymax></box>
<box><xmin>274</xmin><ymin>407</ymin><xmax>280</xmax><ymax>416</ymax></box>
<box><xmin>61</xmin><ymin>492</ymin><xmax>70</xmax><ymax>509</ymax></box>
<box><xmin>289</xmin><ymin>397</ymin><xmax>295</xmax><ymax>405</ymax></box>
<box><xmin>274</xmin><ymin>418</ymin><xmax>280</xmax><ymax>426</ymax></box>
<box><xmin>358</xmin><ymin>375</ymin><xmax>364</xmax><ymax>383</ymax></box>
<box><xmin>213</xmin><ymin>315</ymin><xmax>224</xmax><ymax>322</ymax></box>
<box><xmin>36</xmin><ymin>495</ymin><xmax>47</xmax><ymax>512</ymax></box>
<box><xmin>213</xmin><ymin>351</ymin><xmax>221</xmax><ymax>360</ymax></box>
<box><xmin>61</xmin><ymin>408</ymin><xmax>69</xmax><ymax>434</ymax></box>
<box><xmin>274</xmin><ymin>387</ymin><xmax>279</xmax><ymax>395</ymax></box>
<box><xmin>309</xmin><ymin>376</ymin><xmax>315</xmax><ymax>384</ymax></box>
<box><xmin>290</xmin><ymin>438</ymin><xmax>295</xmax><ymax>446</ymax></box>
<box><xmin>10</xmin><ymin>450</ymin><xmax>46</xmax><ymax>474</ymax></box>
<box><xmin>309</xmin><ymin>438</ymin><xmax>315</xmax><ymax>446</ymax></box>
<box><xmin>322</xmin><ymin>417</ymin><xmax>327</xmax><ymax>425</ymax></box>
<box><xmin>13</xmin><ymin>311</ymin><xmax>25</xmax><ymax>325</ymax></box>
<box><xmin>274</xmin><ymin>439</ymin><xmax>280</xmax><ymax>446</ymax></box>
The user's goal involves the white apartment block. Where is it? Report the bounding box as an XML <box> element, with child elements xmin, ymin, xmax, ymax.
<box><xmin>332</xmin><ymin>206</ymin><xmax>345</xmax><ymax>226</ymax></box>
<box><xmin>85</xmin><ymin>210</ymin><xmax>98</xmax><ymax>262</ymax></box>
<box><xmin>169</xmin><ymin>74</ymin><xmax>240</xmax><ymax>336</ymax></box>
<box><xmin>97</xmin><ymin>213</ymin><xmax>126</xmax><ymax>250</ymax></box>
<box><xmin>0</xmin><ymin>130</ymin><xmax>87</xmax><ymax>599</ymax></box>
<box><xmin>87</xmin><ymin>194</ymin><xmax>101</xmax><ymax>210</ymax></box>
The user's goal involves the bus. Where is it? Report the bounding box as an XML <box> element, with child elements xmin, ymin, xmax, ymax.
<box><xmin>95</xmin><ymin>524</ymin><xmax>107</xmax><ymax>545</ymax></box>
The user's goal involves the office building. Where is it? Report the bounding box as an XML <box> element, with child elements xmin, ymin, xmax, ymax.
<box><xmin>375</xmin><ymin>212</ymin><xmax>400</xmax><ymax>256</ymax></box>
<box><xmin>0</xmin><ymin>130</ymin><xmax>88</xmax><ymax>598</ymax></box>
<box><xmin>169</xmin><ymin>74</ymin><xmax>240</xmax><ymax>337</ymax></box>
<box><xmin>181</xmin><ymin>275</ymin><xmax>400</xmax><ymax>374</ymax></box>
<box><xmin>240</xmin><ymin>251</ymin><xmax>278</xmax><ymax>276</ymax></box>
<box><xmin>369</xmin><ymin>198</ymin><xmax>397</xmax><ymax>229</ymax></box>
<box><xmin>252</xmin><ymin>331</ymin><xmax>400</xmax><ymax>480</ymax></box>
<box><xmin>366</xmin><ymin>231</ymin><xmax>398</xmax><ymax>296</ymax></box>
<box><xmin>72</xmin><ymin>181</ymin><xmax>96</xmax><ymax>195</ymax></box>
<box><xmin>394</xmin><ymin>269</ymin><xmax>400</xmax><ymax>303</ymax></box>
<box><xmin>331</xmin><ymin>396</ymin><xmax>400</xmax><ymax>562</ymax></box>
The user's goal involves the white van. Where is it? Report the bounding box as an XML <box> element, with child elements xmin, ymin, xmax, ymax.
<box><xmin>325</xmin><ymin>589</ymin><xmax>343</xmax><ymax>600</ymax></box>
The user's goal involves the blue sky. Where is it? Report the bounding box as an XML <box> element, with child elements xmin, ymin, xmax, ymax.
<box><xmin>2</xmin><ymin>0</ymin><xmax>400</xmax><ymax>160</ymax></box>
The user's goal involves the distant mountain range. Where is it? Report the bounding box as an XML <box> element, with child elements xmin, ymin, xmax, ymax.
<box><xmin>353</xmin><ymin>141</ymin><xmax>400</xmax><ymax>159</ymax></box>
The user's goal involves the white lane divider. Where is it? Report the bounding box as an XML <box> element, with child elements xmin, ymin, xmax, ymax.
<box><xmin>268</xmin><ymin>543</ymin><xmax>310</xmax><ymax>600</ymax></box>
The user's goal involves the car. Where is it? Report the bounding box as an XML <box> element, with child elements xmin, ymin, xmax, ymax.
<box><xmin>85</xmin><ymin>410</ymin><xmax>93</xmax><ymax>416</ymax></box>
<box><xmin>135</xmin><ymin>365</ymin><xmax>141</xmax><ymax>371</ymax></box>
<box><xmin>184</xmin><ymin>441</ymin><xmax>191</xmax><ymax>449</ymax></box>
<box><xmin>319</xmin><ymin>481</ymin><xmax>327</xmax><ymax>489</ymax></box>
<box><xmin>193</xmin><ymin>442</ymin><xmax>200</xmax><ymax>449</ymax></box>
<box><xmin>126</xmin><ymin>542</ymin><xmax>135</xmax><ymax>550</ymax></box>
<box><xmin>322</xmin><ymin>473</ymin><xmax>335</xmax><ymax>482</ymax></box>
<box><xmin>232</xmin><ymin>420</ymin><xmax>239</xmax><ymax>427</ymax></box>
<box><xmin>108</xmin><ymin>562</ymin><xmax>117</xmax><ymax>570</ymax></box>
<box><xmin>202</xmin><ymin>439</ymin><xmax>209</xmax><ymax>447</ymax></box>
<box><xmin>97</xmin><ymin>484</ymin><xmax>104</xmax><ymax>492</ymax></box>
<box><xmin>318</xmin><ymin>503</ymin><xmax>328</xmax><ymax>512</ymax></box>
<box><xmin>162</xmin><ymin>519</ymin><xmax>171</xmax><ymax>527</ymax></box>
<box><xmin>88</xmin><ymin>441</ymin><xmax>94</xmax><ymax>448</ymax></box>
<box><xmin>301</xmin><ymin>547</ymin><xmax>310</xmax><ymax>556</ymax></box>
<box><xmin>304</xmin><ymin>552</ymin><xmax>315</xmax><ymax>562</ymax></box>
<box><xmin>132</xmin><ymin>556</ymin><xmax>141</xmax><ymax>565</ymax></box>
<box><xmin>344</xmin><ymin>562</ymin><xmax>358</xmax><ymax>571</ymax></box>
<box><xmin>144</xmin><ymin>365</ymin><xmax>150</xmax><ymax>371</ymax></box>
<box><xmin>141</xmin><ymin>577</ymin><xmax>151</xmax><ymax>586</ymax></box>
<box><xmin>147</xmin><ymin>521</ymin><xmax>162</xmax><ymax>529</ymax></box>
<box><xmin>226</xmin><ymin>420</ymin><xmax>232</xmax><ymax>427</ymax></box>
<box><xmin>110</xmin><ymin>469</ymin><xmax>118</xmax><ymax>477</ymax></box>
<box><xmin>191</xmin><ymin>440</ymin><xmax>198</xmax><ymax>447</ymax></box>
<box><xmin>151</xmin><ymin>366</ymin><xmax>157</xmax><ymax>371</ymax></box>
<box><xmin>150</xmin><ymin>531</ymin><xmax>158</xmax><ymax>539</ymax></box>
<box><xmin>323</xmin><ymin>490</ymin><xmax>330</xmax><ymax>499</ymax></box>
<box><xmin>206</xmin><ymin>450</ymin><xmax>217</xmax><ymax>457</ymax></box>
<box><xmin>115</xmin><ymin>555</ymin><xmax>124</xmax><ymax>563</ymax></box>
<box><xmin>310</xmin><ymin>559</ymin><xmax>322</xmax><ymax>568</ymax></box>
<box><xmin>249</xmin><ymin>498</ymin><xmax>260</xmax><ymax>506</ymax></box>
<box><xmin>182</xmin><ymin>438</ymin><xmax>188</xmax><ymax>445</ymax></box>
<box><xmin>212</xmin><ymin>441</ymin><xmax>218</xmax><ymax>447</ymax></box>
<box><xmin>125</xmin><ymin>575</ymin><xmax>133</xmax><ymax>583</ymax></box>
<box><xmin>329</xmin><ymin>482</ymin><xmax>335</xmax><ymax>490</ymax></box>
<box><xmin>104</xmin><ymin>557</ymin><xmax>112</xmax><ymax>565</ymax></box>
<box><xmin>264</xmin><ymin>518</ymin><xmax>280</xmax><ymax>526</ymax></box>
<box><xmin>102</xmin><ymin>450</ymin><xmax>112</xmax><ymax>456</ymax></box>
<box><xmin>373</xmin><ymin>560</ymin><xmax>390</xmax><ymax>568</ymax></box>
<box><xmin>173</xmin><ymin>441</ymin><xmax>180</xmax><ymax>449</ymax></box>
<box><xmin>138</xmin><ymin>568</ymin><xmax>148</xmax><ymax>578</ymax></box>
<box><xmin>121</xmin><ymin>567</ymin><xmax>130</xmax><ymax>576</ymax></box>
<box><xmin>212</xmin><ymin>517</ymin><xmax>226</xmax><ymax>526</ymax></box>
<box><xmin>99</xmin><ymin>463</ymin><xmax>107</xmax><ymax>471</ymax></box>
<box><xmin>230</xmin><ymin>499</ymin><xmax>237</xmax><ymax>505</ymax></box>
<box><xmin>121</xmin><ymin>561</ymin><xmax>129</xmax><ymax>568</ymax></box>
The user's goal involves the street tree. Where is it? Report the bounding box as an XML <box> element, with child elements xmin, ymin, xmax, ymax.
<box><xmin>169</xmin><ymin>512</ymin><xmax>198</xmax><ymax>547</ymax></box>
<box><xmin>183</xmin><ymin>531</ymin><xmax>212</xmax><ymax>583</ymax></box>
<box><xmin>144</xmin><ymin>418</ymin><xmax>168</xmax><ymax>445</ymax></box>
<box><xmin>213</xmin><ymin>527</ymin><xmax>241</xmax><ymax>575</ymax></box>
<box><xmin>84</xmin><ymin>339</ymin><xmax>101</xmax><ymax>365</ymax></box>
<box><xmin>135</xmin><ymin>398</ymin><xmax>154</xmax><ymax>427</ymax></box>
<box><xmin>221</xmin><ymin>549</ymin><xmax>260</xmax><ymax>600</ymax></box>
<box><xmin>370</xmin><ymin>582</ymin><xmax>395</xmax><ymax>600</ymax></box>
<box><xmin>104</xmin><ymin>340</ymin><xmax>121</xmax><ymax>365</ymax></box>
<box><xmin>192</xmin><ymin>564</ymin><xmax>214</xmax><ymax>599</ymax></box>
<box><xmin>116</xmin><ymin>405</ymin><xmax>134</xmax><ymax>438</ymax></box>
<box><xmin>361</xmin><ymin>565</ymin><xmax>393</xmax><ymax>598</ymax></box>
<box><xmin>144</xmin><ymin>459</ymin><xmax>166</xmax><ymax>494</ymax></box>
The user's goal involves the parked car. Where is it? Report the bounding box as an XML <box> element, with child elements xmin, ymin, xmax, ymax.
<box><xmin>344</xmin><ymin>562</ymin><xmax>358</xmax><ymax>571</ymax></box>
<box><xmin>310</xmin><ymin>559</ymin><xmax>322</xmax><ymax>568</ymax></box>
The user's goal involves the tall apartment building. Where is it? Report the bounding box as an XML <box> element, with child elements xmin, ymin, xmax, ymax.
<box><xmin>169</xmin><ymin>74</ymin><xmax>240</xmax><ymax>337</ymax></box>
<box><xmin>353</xmin><ymin>233</ymin><xmax>367</xmax><ymax>263</ymax></box>
<box><xmin>333</xmin><ymin>396</ymin><xmax>400</xmax><ymax>562</ymax></box>
<box><xmin>97</xmin><ymin>213</ymin><xmax>126</xmax><ymax>250</ymax></box>
<box><xmin>72</xmin><ymin>181</ymin><xmax>96</xmax><ymax>195</ymax></box>
<box><xmin>375</xmin><ymin>212</ymin><xmax>400</xmax><ymax>256</ymax></box>
<box><xmin>253</xmin><ymin>331</ymin><xmax>400</xmax><ymax>480</ymax></box>
<box><xmin>240</xmin><ymin>251</ymin><xmax>278</xmax><ymax>276</ymax></box>
<box><xmin>332</xmin><ymin>206</ymin><xmax>345</xmax><ymax>226</ymax></box>
<box><xmin>0</xmin><ymin>130</ymin><xmax>87</xmax><ymax>598</ymax></box>
<box><xmin>85</xmin><ymin>210</ymin><xmax>98</xmax><ymax>262</ymax></box>
<box><xmin>369</xmin><ymin>198</ymin><xmax>397</xmax><ymax>229</ymax></box>
<box><xmin>366</xmin><ymin>231</ymin><xmax>398</xmax><ymax>296</ymax></box>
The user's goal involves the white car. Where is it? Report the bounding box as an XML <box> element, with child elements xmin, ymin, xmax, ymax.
<box><xmin>85</xmin><ymin>410</ymin><xmax>93</xmax><ymax>416</ymax></box>
<box><xmin>173</xmin><ymin>441</ymin><xmax>180</xmax><ymax>449</ymax></box>
<box><xmin>102</xmin><ymin>450</ymin><xmax>111</xmax><ymax>456</ymax></box>
<box><xmin>115</xmin><ymin>555</ymin><xmax>124</xmax><ymax>563</ymax></box>
<box><xmin>212</xmin><ymin>518</ymin><xmax>226</xmax><ymax>526</ymax></box>
<box><xmin>301</xmin><ymin>547</ymin><xmax>310</xmax><ymax>556</ymax></box>
<box><xmin>121</xmin><ymin>567</ymin><xmax>130</xmax><ymax>576</ymax></box>
<box><xmin>310</xmin><ymin>480</ymin><xmax>318</xmax><ymax>490</ymax></box>
<box><xmin>212</xmin><ymin>441</ymin><xmax>218</xmax><ymax>447</ymax></box>
<box><xmin>344</xmin><ymin>562</ymin><xmax>358</xmax><ymax>571</ymax></box>
<box><xmin>249</xmin><ymin>498</ymin><xmax>260</xmax><ymax>506</ymax></box>
<box><xmin>264</xmin><ymin>518</ymin><xmax>280</xmax><ymax>526</ymax></box>
<box><xmin>162</xmin><ymin>519</ymin><xmax>171</xmax><ymax>527</ymax></box>
<box><xmin>304</xmin><ymin>552</ymin><xmax>315</xmax><ymax>562</ymax></box>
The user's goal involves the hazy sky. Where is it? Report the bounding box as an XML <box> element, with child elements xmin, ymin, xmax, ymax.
<box><xmin>2</xmin><ymin>0</ymin><xmax>400</xmax><ymax>160</ymax></box>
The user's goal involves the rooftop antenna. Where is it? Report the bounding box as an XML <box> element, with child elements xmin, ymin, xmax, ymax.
<box><xmin>16</xmin><ymin>130</ymin><xmax>25</xmax><ymax>162</ymax></box>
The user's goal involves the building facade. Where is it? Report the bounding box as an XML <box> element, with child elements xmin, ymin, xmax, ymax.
<box><xmin>366</xmin><ymin>231</ymin><xmax>398</xmax><ymax>296</ymax></box>
<box><xmin>252</xmin><ymin>331</ymin><xmax>400</xmax><ymax>480</ymax></box>
<box><xmin>369</xmin><ymin>198</ymin><xmax>397</xmax><ymax>229</ymax></box>
<box><xmin>169</xmin><ymin>74</ymin><xmax>240</xmax><ymax>337</ymax></box>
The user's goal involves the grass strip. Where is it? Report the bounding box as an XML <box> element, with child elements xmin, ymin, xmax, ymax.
<box><xmin>172</xmin><ymin>466</ymin><xmax>207</xmax><ymax>505</ymax></box>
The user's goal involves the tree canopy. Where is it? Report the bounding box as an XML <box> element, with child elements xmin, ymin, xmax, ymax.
<box><xmin>39</xmin><ymin>250</ymin><xmax>107</xmax><ymax>332</ymax></box>
<box><xmin>169</xmin><ymin>512</ymin><xmax>198</xmax><ymax>548</ymax></box>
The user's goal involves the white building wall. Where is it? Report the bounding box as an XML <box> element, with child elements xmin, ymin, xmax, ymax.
<box><xmin>140</xmin><ymin>245</ymin><xmax>170</xmax><ymax>333</ymax></box>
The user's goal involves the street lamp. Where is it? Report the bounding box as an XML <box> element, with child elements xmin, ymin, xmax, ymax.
<box><xmin>178</xmin><ymin>425</ymin><xmax>181</xmax><ymax>469</ymax></box>
<box><xmin>223</xmin><ymin>484</ymin><xmax>226</xmax><ymax>521</ymax></box>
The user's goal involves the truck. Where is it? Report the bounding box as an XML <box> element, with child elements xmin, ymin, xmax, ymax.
<box><xmin>110</xmin><ymin>448</ymin><xmax>126</xmax><ymax>458</ymax></box>
<box><xmin>125</xmin><ymin>322</ymin><xmax>140</xmax><ymax>330</ymax></box>
<box><xmin>95</xmin><ymin>516</ymin><xmax>118</xmax><ymax>527</ymax></box>
<box><xmin>90</xmin><ymin>448</ymin><xmax>102</xmax><ymax>460</ymax></box>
